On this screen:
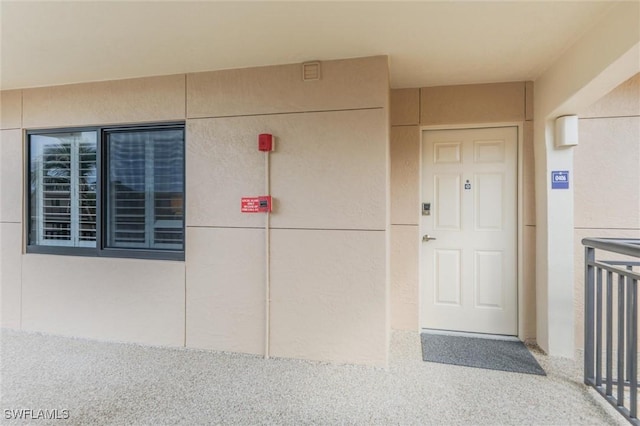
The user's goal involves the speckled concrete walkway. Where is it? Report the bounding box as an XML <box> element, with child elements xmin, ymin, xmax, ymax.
<box><xmin>0</xmin><ymin>329</ymin><xmax>626</xmax><ymax>425</ymax></box>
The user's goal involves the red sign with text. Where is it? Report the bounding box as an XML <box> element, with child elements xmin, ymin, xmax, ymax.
<box><xmin>241</xmin><ymin>196</ymin><xmax>272</xmax><ymax>213</ymax></box>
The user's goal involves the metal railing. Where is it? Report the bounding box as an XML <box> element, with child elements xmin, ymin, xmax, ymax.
<box><xmin>584</xmin><ymin>238</ymin><xmax>640</xmax><ymax>425</ymax></box>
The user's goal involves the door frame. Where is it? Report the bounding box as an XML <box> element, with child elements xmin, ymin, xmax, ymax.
<box><xmin>418</xmin><ymin>122</ymin><xmax>526</xmax><ymax>341</ymax></box>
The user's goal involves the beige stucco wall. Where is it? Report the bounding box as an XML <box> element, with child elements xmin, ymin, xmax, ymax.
<box><xmin>22</xmin><ymin>75</ymin><xmax>186</xmax><ymax>128</ymax></box>
<box><xmin>21</xmin><ymin>255</ymin><xmax>186</xmax><ymax>346</ymax></box>
<box><xmin>0</xmin><ymin>56</ymin><xmax>390</xmax><ymax>366</ymax></box>
<box><xmin>0</xmin><ymin>90</ymin><xmax>22</xmax><ymax>130</ymax></box>
<box><xmin>0</xmin><ymin>222</ymin><xmax>22</xmax><ymax>328</ymax></box>
<box><xmin>532</xmin><ymin>1</ymin><xmax>639</xmax><ymax>357</ymax></box>
<box><xmin>0</xmin><ymin>89</ymin><xmax>23</xmax><ymax>328</ymax></box>
<box><xmin>389</xmin><ymin>82</ymin><xmax>536</xmax><ymax>342</ymax></box>
<box><xmin>1</xmin><ymin>75</ymin><xmax>189</xmax><ymax>346</ymax></box>
<box><xmin>187</xmin><ymin>57</ymin><xmax>387</xmax><ymax>118</ymax></box>
<box><xmin>573</xmin><ymin>73</ymin><xmax>640</xmax><ymax>350</ymax></box>
<box><xmin>185</xmin><ymin>56</ymin><xmax>389</xmax><ymax>366</ymax></box>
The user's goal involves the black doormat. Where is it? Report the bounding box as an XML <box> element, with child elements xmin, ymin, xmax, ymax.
<box><xmin>420</xmin><ymin>333</ymin><xmax>546</xmax><ymax>376</ymax></box>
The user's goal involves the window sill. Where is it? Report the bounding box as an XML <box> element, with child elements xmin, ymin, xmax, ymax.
<box><xmin>26</xmin><ymin>245</ymin><xmax>185</xmax><ymax>261</ymax></box>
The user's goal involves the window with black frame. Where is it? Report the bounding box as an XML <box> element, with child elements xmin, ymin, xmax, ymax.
<box><xmin>105</xmin><ymin>128</ymin><xmax>185</xmax><ymax>251</ymax></box>
<box><xmin>27</xmin><ymin>124</ymin><xmax>185</xmax><ymax>260</ymax></box>
<box><xmin>29</xmin><ymin>131</ymin><xmax>97</xmax><ymax>248</ymax></box>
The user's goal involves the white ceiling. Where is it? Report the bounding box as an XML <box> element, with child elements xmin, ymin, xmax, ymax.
<box><xmin>0</xmin><ymin>1</ymin><xmax>618</xmax><ymax>90</ymax></box>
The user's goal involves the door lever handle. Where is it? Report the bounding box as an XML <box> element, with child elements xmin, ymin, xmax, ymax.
<box><xmin>422</xmin><ymin>234</ymin><xmax>437</xmax><ymax>242</ymax></box>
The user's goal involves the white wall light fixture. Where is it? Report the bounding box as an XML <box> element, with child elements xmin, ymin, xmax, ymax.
<box><xmin>555</xmin><ymin>115</ymin><xmax>579</xmax><ymax>147</ymax></box>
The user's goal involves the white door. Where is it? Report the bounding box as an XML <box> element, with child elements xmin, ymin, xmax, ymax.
<box><xmin>420</xmin><ymin>127</ymin><xmax>518</xmax><ymax>335</ymax></box>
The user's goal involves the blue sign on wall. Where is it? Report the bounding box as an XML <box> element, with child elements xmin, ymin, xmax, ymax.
<box><xmin>551</xmin><ymin>170</ymin><xmax>570</xmax><ymax>189</ymax></box>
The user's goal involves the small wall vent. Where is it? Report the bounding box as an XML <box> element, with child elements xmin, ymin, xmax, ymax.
<box><xmin>302</xmin><ymin>61</ymin><xmax>321</xmax><ymax>81</ymax></box>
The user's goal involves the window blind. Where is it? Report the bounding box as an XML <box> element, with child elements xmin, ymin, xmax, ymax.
<box><xmin>107</xmin><ymin>129</ymin><xmax>184</xmax><ymax>250</ymax></box>
<box><xmin>31</xmin><ymin>132</ymin><xmax>97</xmax><ymax>247</ymax></box>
